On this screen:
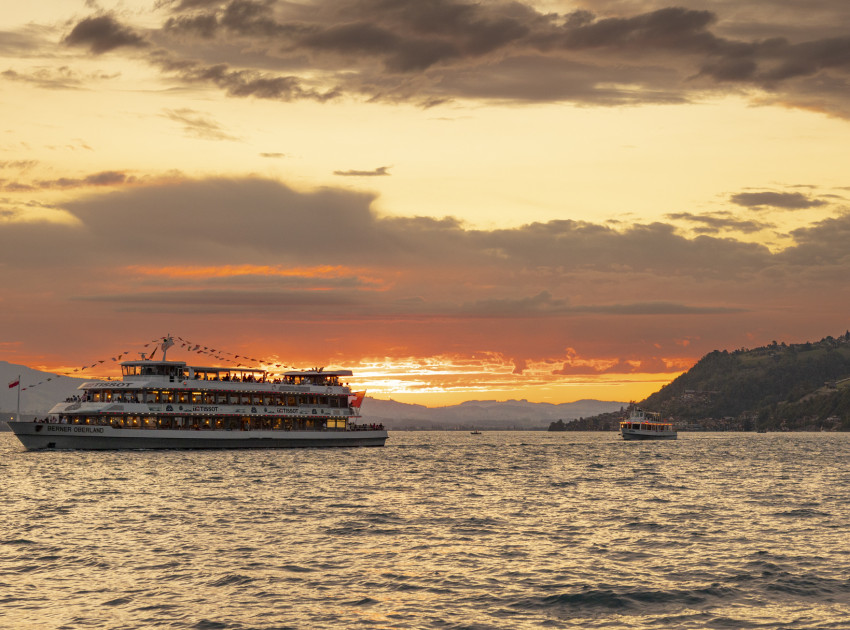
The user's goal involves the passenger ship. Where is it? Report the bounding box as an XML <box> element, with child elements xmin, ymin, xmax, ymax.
<box><xmin>9</xmin><ymin>338</ymin><xmax>387</xmax><ymax>450</ymax></box>
<box><xmin>619</xmin><ymin>406</ymin><xmax>677</xmax><ymax>440</ymax></box>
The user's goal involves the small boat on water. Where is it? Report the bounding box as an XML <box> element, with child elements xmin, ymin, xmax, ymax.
<box><xmin>619</xmin><ymin>406</ymin><xmax>677</xmax><ymax>440</ymax></box>
<box><xmin>9</xmin><ymin>335</ymin><xmax>387</xmax><ymax>450</ymax></box>
<box><xmin>470</xmin><ymin>430</ymin><xmax>482</xmax><ymax>435</ymax></box>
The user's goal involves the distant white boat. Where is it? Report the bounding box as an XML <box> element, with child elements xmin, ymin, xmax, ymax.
<box><xmin>619</xmin><ymin>407</ymin><xmax>677</xmax><ymax>440</ymax></box>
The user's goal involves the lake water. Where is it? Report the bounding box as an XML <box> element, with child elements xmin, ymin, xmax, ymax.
<box><xmin>1</xmin><ymin>431</ymin><xmax>848</xmax><ymax>629</ymax></box>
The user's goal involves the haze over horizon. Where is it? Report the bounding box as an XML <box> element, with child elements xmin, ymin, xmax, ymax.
<box><xmin>2</xmin><ymin>1</ymin><xmax>850</xmax><ymax>405</ymax></box>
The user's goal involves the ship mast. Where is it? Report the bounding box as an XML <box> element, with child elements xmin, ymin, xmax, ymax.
<box><xmin>161</xmin><ymin>334</ymin><xmax>175</xmax><ymax>361</ymax></box>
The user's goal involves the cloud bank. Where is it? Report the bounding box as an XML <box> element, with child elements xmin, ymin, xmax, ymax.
<box><xmin>43</xmin><ymin>0</ymin><xmax>850</xmax><ymax>117</ymax></box>
<box><xmin>1</xmin><ymin>176</ymin><xmax>846</xmax><ymax>373</ymax></box>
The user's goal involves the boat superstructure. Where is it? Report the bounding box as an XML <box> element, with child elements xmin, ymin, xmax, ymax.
<box><xmin>9</xmin><ymin>340</ymin><xmax>386</xmax><ymax>450</ymax></box>
<box><xmin>619</xmin><ymin>406</ymin><xmax>677</xmax><ymax>441</ymax></box>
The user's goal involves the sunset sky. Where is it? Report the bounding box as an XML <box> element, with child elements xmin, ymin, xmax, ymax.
<box><xmin>2</xmin><ymin>0</ymin><xmax>850</xmax><ymax>405</ymax></box>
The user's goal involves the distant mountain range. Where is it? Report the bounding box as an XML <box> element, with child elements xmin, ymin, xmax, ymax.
<box><xmin>359</xmin><ymin>397</ymin><xmax>626</xmax><ymax>430</ymax></box>
<box><xmin>0</xmin><ymin>360</ymin><xmax>624</xmax><ymax>429</ymax></box>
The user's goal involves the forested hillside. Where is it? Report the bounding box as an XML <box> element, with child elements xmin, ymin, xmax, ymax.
<box><xmin>641</xmin><ymin>333</ymin><xmax>850</xmax><ymax>430</ymax></box>
<box><xmin>552</xmin><ymin>333</ymin><xmax>850</xmax><ymax>431</ymax></box>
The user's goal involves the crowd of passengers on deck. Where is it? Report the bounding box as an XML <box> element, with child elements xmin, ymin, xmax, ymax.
<box><xmin>188</xmin><ymin>373</ymin><xmax>340</xmax><ymax>385</ymax></box>
<box><xmin>29</xmin><ymin>416</ymin><xmax>384</xmax><ymax>431</ymax></box>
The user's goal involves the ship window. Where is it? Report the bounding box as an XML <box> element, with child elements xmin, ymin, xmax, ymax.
<box><xmin>178</xmin><ymin>391</ymin><xmax>189</xmax><ymax>404</ymax></box>
<box><xmin>192</xmin><ymin>392</ymin><xmax>202</xmax><ymax>404</ymax></box>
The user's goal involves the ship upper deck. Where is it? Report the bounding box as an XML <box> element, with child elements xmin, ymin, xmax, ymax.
<box><xmin>67</xmin><ymin>360</ymin><xmax>357</xmax><ymax>393</ymax></box>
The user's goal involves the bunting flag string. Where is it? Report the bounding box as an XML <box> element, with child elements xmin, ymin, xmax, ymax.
<box><xmin>173</xmin><ymin>335</ymin><xmax>296</xmax><ymax>372</ymax></box>
<box><xmin>18</xmin><ymin>335</ymin><xmax>299</xmax><ymax>393</ymax></box>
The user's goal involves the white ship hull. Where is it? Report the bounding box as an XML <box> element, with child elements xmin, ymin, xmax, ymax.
<box><xmin>621</xmin><ymin>427</ymin><xmax>677</xmax><ymax>440</ymax></box>
<box><xmin>9</xmin><ymin>422</ymin><xmax>387</xmax><ymax>450</ymax></box>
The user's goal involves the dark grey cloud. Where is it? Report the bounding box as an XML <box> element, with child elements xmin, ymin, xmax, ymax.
<box><xmin>158</xmin><ymin>0</ymin><xmax>223</xmax><ymax>11</ymax></box>
<box><xmin>63</xmin><ymin>15</ymin><xmax>149</xmax><ymax>54</ymax></box>
<box><xmin>667</xmin><ymin>211</ymin><xmax>774</xmax><ymax>234</ymax></box>
<box><xmin>1</xmin><ymin>176</ymin><xmax>847</xmax><ymax>362</ymax></box>
<box><xmin>334</xmin><ymin>166</ymin><xmax>391</xmax><ymax>177</ymax></box>
<box><xmin>0</xmin><ymin>26</ymin><xmax>54</xmax><ymax>55</ymax></box>
<box><xmin>0</xmin><ymin>176</ymin><xmax>818</xmax><ymax>286</ymax></box>
<box><xmin>458</xmin><ymin>291</ymin><xmax>738</xmax><ymax>318</ymax></box>
<box><xmin>149</xmin><ymin>51</ymin><xmax>340</xmax><ymax>102</ymax></box>
<box><xmin>163</xmin><ymin>108</ymin><xmax>240</xmax><ymax>141</ymax></box>
<box><xmin>77</xmin><ymin>288</ymin><xmax>363</xmax><ymax>315</ymax></box>
<box><xmin>45</xmin><ymin>2</ymin><xmax>850</xmax><ymax>116</ymax></box>
<box><xmin>730</xmin><ymin>191</ymin><xmax>826</xmax><ymax>209</ymax></box>
<box><xmin>570</xmin><ymin>302</ymin><xmax>744</xmax><ymax>315</ymax></box>
<box><xmin>1</xmin><ymin>67</ymin><xmax>84</xmax><ymax>90</ymax></box>
<box><xmin>0</xmin><ymin>160</ymin><xmax>38</xmax><ymax>170</ymax></box>
<box><xmin>780</xmin><ymin>213</ymin><xmax>850</xmax><ymax>267</ymax></box>
<box><xmin>461</xmin><ymin>291</ymin><xmax>569</xmax><ymax>317</ymax></box>
<box><xmin>0</xmin><ymin>170</ymin><xmax>133</xmax><ymax>192</ymax></box>
<box><xmin>429</xmin><ymin>54</ymin><xmax>685</xmax><ymax>105</ymax></box>
<box><xmin>558</xmin><ymin>7</ymin><xmax>718</xmax><ymax>52</ymax></box>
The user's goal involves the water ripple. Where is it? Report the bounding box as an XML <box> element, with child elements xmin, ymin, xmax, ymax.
<box><xmin>1</xmin><ymin>431</ymin><xmax>849</xmax><ymax>629</ymax></box>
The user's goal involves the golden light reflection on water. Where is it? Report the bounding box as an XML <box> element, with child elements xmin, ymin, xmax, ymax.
<box><xmin>1</xmin><ymin>432</ymin><xmax>849</xmax><ymax>628</ymax></box>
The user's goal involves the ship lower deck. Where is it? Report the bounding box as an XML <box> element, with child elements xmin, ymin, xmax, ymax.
<box><xmin>621</xmin><ymin>429</ymin><xmax>677</xmax><ymax>440</ymax></box>
<box><xmin>9</xmin><ymin>422</ymin><xmax>387</xmax><ymax>450</ymax></box>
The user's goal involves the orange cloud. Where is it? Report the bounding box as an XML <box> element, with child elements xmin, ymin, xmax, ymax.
<box><xmin>124</xmin><ymin>264</ymin><xmax>391</xmax><ymax>290</ymax></box>
<box><xmin>128</xmin><ymin>264</ymin><xmax>357</xmax><ymax>279</ymax></box>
